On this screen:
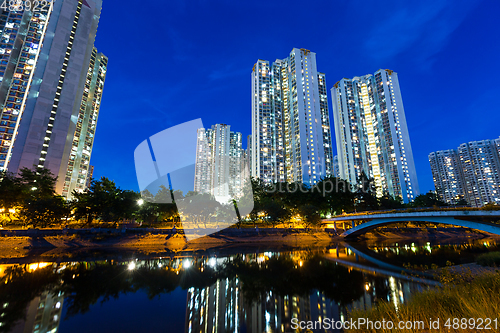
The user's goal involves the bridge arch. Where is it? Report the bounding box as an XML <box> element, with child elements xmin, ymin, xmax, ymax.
<box><xmin>341</xmin><ymin>217</ymin><xmax>500</xmax><ymax>238</ymax></box>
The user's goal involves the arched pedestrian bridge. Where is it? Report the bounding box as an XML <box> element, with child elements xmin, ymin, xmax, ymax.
<box><xmin>323</xmin><ymin>210</ymin><xmax>500</xmax><ymax>238</ymax></box>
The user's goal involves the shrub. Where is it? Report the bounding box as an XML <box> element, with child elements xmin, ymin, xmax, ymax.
<box><xmin>476</xmin><ymin>251</ymin><xmax>500</xmax><ymax>267</ymax></box>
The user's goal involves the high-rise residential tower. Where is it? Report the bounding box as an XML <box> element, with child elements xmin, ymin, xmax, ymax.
<box><xmin>333</xmin><ymin>155</ymin><xmax>340</xmax><ymax>178</ymax></box>
<box><xmin>331</xmin><ymin>69</ymin><xmax>419</xmax><ymax>203</ymax></box>
<box><xmin>251</xmin><ymin>48</ymin><xmax>334</xmax><ymax>186</ymax></box>
<box><xmin>194</xmin><ymin>127</ymin><xmax>213</xmax><ymax>195</ymax></box>
<box><xmin>429</xmin><ymin>149</ymin><xmax>465</xmax><ymax>205</ymax></box>
<box><xmin>429</xmin><ymin>138</ymin><xmax>500</xmax><ymax>207</ymax></box>
<box><xmin>0</xmin><ymin>0</ymin><xmax>107</xmax><ymax>199</ymax></box>
<box><xmin>194</xmin><ymin>124</ymin><xmax>246</xmax><ymax>202</ymax></box>
<box><xmin>246</xmin><ymin>134</ymin><xmax>251</xmax><ymax>174</ymax></box>
<box><xmin>458</xmin><ymin>139</ymin><xmax>500</xmax><ymax>207</ymax></box>
<box><xmin>228</xmin><ymin>130</ymin><xmax>244</xmax><ymax>198</ymax></box>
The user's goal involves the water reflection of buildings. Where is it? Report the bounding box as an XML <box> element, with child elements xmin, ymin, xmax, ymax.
<box><xmin>0</xmin><ymin>248</ymin><xmax>443</xmax><ymax>333</ymax></box>
<box><xmin>11</xmin><ymin>291</ymin><xmax>65</xmax><ymax>333</ymax></box>
<box><xmin>185</xmin><ymin>251</ymin><xmax>423</xmax><ymax>333</ymax></box>
<box><xmin>185</xmin><ymin>253</ymin><xmax>319</xmax><ymax>333</ymax></box>
<box><xmin>186</xmin><ymin>280</ymin><xmax>318</xmax><ymax>333</ymax></box>
<box><xmin>1</xmin><ymin>263</ymin><xmax>66</xmax><ymax>333</ymax></box>
<box><xmin>186</xmin><ymin>279</ymin><xmax>240</xmax><ymax>333</ymax></box>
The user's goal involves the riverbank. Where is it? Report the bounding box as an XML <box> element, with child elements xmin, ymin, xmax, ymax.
<box><xmin>0</xmin><ymin>228</ymin><xmax>333</xmax><ymax>260</ymax></box>
<box><xmin>0</xmin><ymin>227</ymin><xmax>497</xmax><ymax>260</ymax></box>
<box><xmin>361</xmin><ymin>227</ymin><xmax>495</xmax><ymax>240</ymax></box>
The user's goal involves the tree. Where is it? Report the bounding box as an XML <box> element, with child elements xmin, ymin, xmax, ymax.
<box><xmin>250</xmin><ymin>177</ymin><xmax>269</xmax><ymax>203</ymax></box>
<box><xmin>15</xmin><ymin>168</ymin><xmax>69</xmax><ymax>228</ymax></box>
<box><xmin>19</xmin><ymin>195</ymin><xmax>70</xmax><ymax>228</ymax></box>
<box><xmin>72</xmin><ymin>177</ymin><xmax>129</xmax><ymax>224</ymax></box>
<box><xmin>0</xmin><ymin>171</ymin><xmax>23</xmax><ymax>225</ymax></box>
<box><xmin>298</xmin><ymin>204</ymin><xmax>321</xmax><ymax>228</ymax></box>
<box><xmin>136</xmin><ymin>201</ymin><xmax>159</xmax><ymax>226</ymax></box>
<box><xmin>247</xmin><ymin>200</ymin><xmax>263</xmax><ymax>227</ymax></box>
<box><xmin>17</xmin><ymin>167</ymin><xmax>57</xmax><ymax>199</ymax></box>
<box><xmin>115</xmin><ymin>190</ymin><xmax>141</xmax><ymax>221</ymax></box>
<box><xmin>260</xmin><ymin>198</ymin><xmax>290</xmax><ymax>226</ymax></box>
<box><xmin>185</xmin><ymin>191</ymin><xmax>198</xmax><ymax>198</ymax></box>
<box><xmin>314</xmin><ymin>176</ymin><xmax>355</xmax><ymax>216</ymax></box>
<box><xmin>233</xmin><ymin>176</ymin><xmax>255</xmax><ymax>224</ymax></box>
<box><xmin>379</xmin><ymin>193</ymin><xmax>405</xmax><ymax>210</ymax></box>
<box><xmin>134</xmin><ymin>186</ymin><xmax>181</xmax><ymax>226</ymax></box>
<box><xmin>153</xmin><ymin>186</ymin><xmax>179</xmax><ymax>225</ymax></box>
<box><xmin>455</xmin><ymin>198</ymin><xmax>469</xmax><ymax>207</ymax></box>
<box><xmin>412</xmin><ymin>191</ymin><xmax>447</xmax><ymax>208</ymax></box>
<box><xmin>281</xmin><ymin>182</ymin><xmax>312</xmax><ymax>212</ymax></box>
<box><xmin>354</xmin><ymin>172</ymin><xmax>379</xmax><ymax>212</ymax></box>
<box><xmin>178</xmin><ymin>193</ymin><xmax>222</xmax><ymax>228</ymax></box>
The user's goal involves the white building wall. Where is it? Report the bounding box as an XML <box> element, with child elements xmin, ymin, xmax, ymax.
<box><xmin>458</xmin><ymin>139</ymin><xmax>500</xmax><ymax>207</ymax></box>
<box><xmin>429</xmin><ymin>149</ymin><xmax>465</xmax><ymax>204</ymax></box>
<box><xmin>251</xmin><ymin>48</ymin><xmax>333</xmax><ymax>186</ymax></box>
<box><xmin>2</xmin><ymin>0</ymin><xmax>104</xmax><ymax>198</ymax></box>
<box><xmin>331</xmin><ymin>69</ymin><xmax>419</xmax><ymax>203</ymax></box>
<box><xmin>194</xmin><ymin>124</ymin><xmax>245</xmax><ymax>202</ymax></box>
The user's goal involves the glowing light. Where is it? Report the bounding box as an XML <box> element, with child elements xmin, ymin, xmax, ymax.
<box><xmin>183</xmin><ymin>259</ymin><xmax>191</xmax><ymax>268</ymax></box>
<box><xmin>28</xmin><ymin>263</ymin><xmax>50</xmax><ymax>272</ymax></box>
<box><xmin>137</xmin><ymin>199</ymin><xmax>144</xmax><ymax>206</ymax></box>
<box><xmin>208</xmin><ymin>258</ymin><xmax>216</xmax><ymax>267</ymax></box>
<box><xmin>128</xmin><ymin>262</ymin><xmax>136</xmax><ymax>270</ymax></box>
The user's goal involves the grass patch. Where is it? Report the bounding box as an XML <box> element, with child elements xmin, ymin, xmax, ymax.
<box><xmin>477</xmin><ymin>251</ymin><xmax>500</xmax><ymax>267</ymax></box>
<box><xmin>349</xmin><ymin>272</ymin><xmax>500</xmax><ymax>332</ymax></box>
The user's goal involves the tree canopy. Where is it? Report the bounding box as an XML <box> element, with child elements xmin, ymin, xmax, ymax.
<box><xmin>0</xmin><ymin>167</ymin><xmax>470</xmax><ymax>228</ymax></box>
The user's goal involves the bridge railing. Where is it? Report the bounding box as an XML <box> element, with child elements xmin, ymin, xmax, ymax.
<box><xmin>325</xmin><ymin>206</ymin><xmax>499</xmax><ymax>219</ymax></box>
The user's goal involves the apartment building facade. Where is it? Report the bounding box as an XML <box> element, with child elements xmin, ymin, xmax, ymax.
<box><xmin>0</xmin><ymin>0</ymin><xmax>107</xmax><ymax>199</ymax></box>
<box><xmin>194</xmin><ymin>124</ymin><xmax>246</xmax><ymax>202</ymax></box>
<box><xmin>430</xmin><ymin>138</ymin><xmax>500</xmax><ymax>207</ymax></box>
<box><xmin>251</xmin><ymin>48</ymin><xmax>334</xmax><ymax>186</ymax></box>
<box><xmin>429</xmin><ymin>149</ymin><xmax>465</xmax><ymax>205</ymax></box>
<box><xmin>331</xmin><ymin>69</ymin><xmax>419</xmax><ymax>203</ymax></box>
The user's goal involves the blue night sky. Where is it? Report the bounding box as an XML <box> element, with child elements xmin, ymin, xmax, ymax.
<box><xmin>91</xmin><ymin>0</ymin><xmax>500</xmax><ymax>195</ymax></box>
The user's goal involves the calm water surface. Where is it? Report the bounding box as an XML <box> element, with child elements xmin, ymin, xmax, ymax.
<box><xmin>0</xmin><ymin>239</ymin><xmax>498</xmax><ymax>333</ymax></box>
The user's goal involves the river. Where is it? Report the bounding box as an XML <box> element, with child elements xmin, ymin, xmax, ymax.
<box><xmin>0</xmin><ymin>238</ymin><xmax>498</xmax><ymax>333</ymax></box>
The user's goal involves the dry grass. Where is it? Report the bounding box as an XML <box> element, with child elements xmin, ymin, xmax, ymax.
<box><xmin>349</xmin><ymin>272</ymin><xmax>500</xmax><ymax>332</ymax></box>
